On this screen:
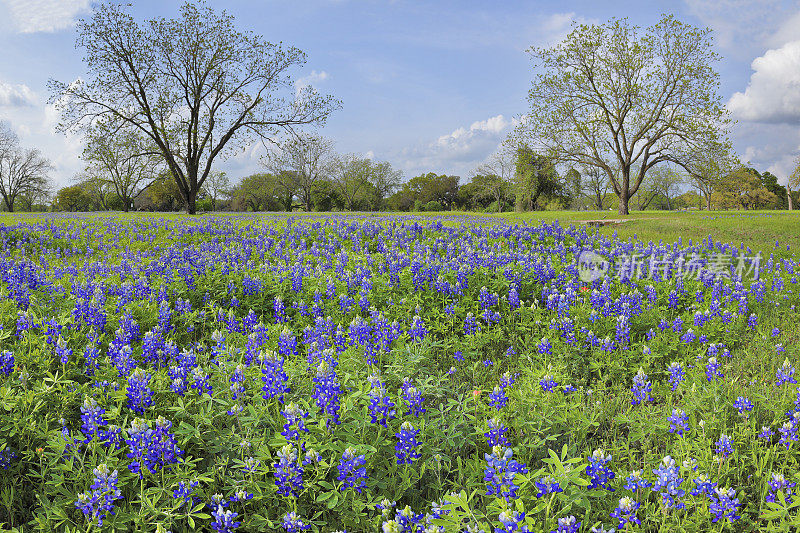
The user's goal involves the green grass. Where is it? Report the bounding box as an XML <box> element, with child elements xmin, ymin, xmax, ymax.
<box><xmin>4</xmin><ymin>208</ymin><xmax>799</xmax><ymax>258</ymax></box>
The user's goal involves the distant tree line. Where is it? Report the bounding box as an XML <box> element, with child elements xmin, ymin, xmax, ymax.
<box><xmin>48</xmin><ymin>135</ymin><xmax>798</xmax><ymax>213</ymax></box>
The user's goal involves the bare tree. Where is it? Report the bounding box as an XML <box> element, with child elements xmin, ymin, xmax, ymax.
<box><xmin>264</xmin><ymin>134</ymin><xmax>335</xmax><ymax>211</ymax></box>
<box><xmin>583</xmin><ymin>166</ymin><xmax>609</xmax><ymax>210</ymax></box>
<box><xmin>203</xmin><ymin>170</ymin><xmax>231</xmax><ymax>211</ymax></box>
<box><xmin>474</xmin><ymin>148</ymin><xmax>514</xmax><ymax>212</ymax></box>
<box><xmin>518</xmin><ymin>15</ymin><xmax>730</xmax><ymax>214</ymax></box>
<box><xmin>50</xmin><ymin>1</ymin><xmax>339</xmax><ymax>214</ymax></box>
<box><xmin>0</xmin><ymin>133</ymin><xmax>52</xmax><ymax>213</ymax></box>
<box><xmin>83</xmin><ymin>121</ymin><xmax>161</xmax><ymax>212</ymax></box>
<box><xmin>649</xmin><ymin>166</ymin><xmax>684</xmax><ymax>210</ymax></box>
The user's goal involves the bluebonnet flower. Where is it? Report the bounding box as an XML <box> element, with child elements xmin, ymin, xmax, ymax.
<box><xmin>668</xmin><ymin>409</ymin><xmax>689</xmax><ymax>436</ymax></box>
<box><xmin>709</xmin><ymin>487</ymin><xmax>741</xmax><ymax>523</ymax></box>
<box><xmin>587</xmin><ymin>449</ymin><xmax>615</xmax><ymax>491</ymax></box>
<box><xmin>667</xmin><ymin>362</ymin><xmax>684</xmax><ymax>391</ymax></box>
<box><xmin>538</xmin><ymin>338</ymin><xmax>552</xmax><ymax>355</ymax></box>
<box><xmin>0</xmin><ymin>351</ymin><xmax>14</xmax><ymax>376</ymax></box>
<box><xmin>126</xmin><ymin>369</ymin><xmax>153</xmax><ymax>415</ymax></box>
<box><xmin>540</xmin><ymin>375</ymin><xmax>558</xmax><ymax>393</ymax></box>
<box><xmin>56</xmin><ymin>336</ymin><xmax>72</xmax><ymax>365</ymax></box>
<box><xmin>211</xmin><ymin>505</ymin><xmax>241</xmax><ymax>533</ymax></box>
<box><xmin>261</xmin><ymin>351</ymin><xmax>290</xmax><ymax>403</ymax></box>
<box><xmin>74</xmin><ymin>464</ymin><xmax>122</xmax><ymax>527</ymax></box>
<box><xmin>242</xmin><ymin>456</ymin><xmax>260</xmax><ymax>474</ymax></box>
<box><xmin>282</xmin><ymin>511</ymin><xmax>310</xmax><ymax>532</ymax></box>
<box><xmin>551</xmin><ymin>516</ymin><xmax>580</xmax><ymax>533</ymax></box>
<box><xmin>454</xmin><ymin>350</ymin><xmax>464</xmax><ymax>362</ymax></box>
<box><xmin>273</xmin><ymin>444</ymin><xmax>304</xmax><ymax>497</ymax></box>
<box><xmin>312</xmin><ymin>355</ymin><xmax>343</xmax><ymax>428</ymax></box>
<box><xmin>508</xmin><ymin>287</ymin><xmax>520</xmax><ymax>309</ymax></box>
<box><xmin>173</xmin><ymin>480</ymin><xmax>199</xmax><ymax>508</ymax></box>
<box><xmin>759</xmin><ymin>426</ymin><xmax>775</xmax><ymax>441</ymax></box>
<box><xmin>80</xmin><ymin>397</ymin><xmax>111</xmax><ymax>444</ymax></box>
<box><xmin>190</xmin><ymin>367</ymin><xmax>212</xmax><ymax>397</ymax></box>
<box><xmin>0</xmin><ymin>447</ymin><xmax>17</xmax><ymax>469</ymax></box>
<box><xmin>400</xmin><ymin>378</ymin><xmax>425</xmax><ymax>417</ymax></box>
<box><xmin>690</xmin><ymin>474</ymin><xmax>717</xmax><ymax>497</ymax></box>
<box><xmin>485</xmin><ymin>418</ymin><xmax>510</xmax><ymax>447</ymax></box>
<box><xmin>228</xmin><ymin>489</ymin><xmax>253</xmax><ymax>503</ymax></box>
<box><xmin>408</xmin><ymin>315</ymin><xmax>427</xmax><ymax>342</ymax></box>
<box><xmin>496</xmin><ymin>510</ymin><xmax>530</xmax><ymax>533</ymax></box>
<box><xmin>734</xmin><ymin>396</ymin><xmax>753</xmax><ymax>417</ymax></box>
<box><xmin>368</xmin><ymin>375</ymin><xmax>397</xmax><ymax>427</ymax></box>
<box><xmin>488</xmin><ymin>385</ymin><xmax>508</xmax><ymax>410</ymax></box>
<box><xmin>168</xmin><ymin>364</ymin><xmax>188</xmax><ymax>396</ymax></box>
<box><xmin>534</xmin><ymin>476</ymin><xmax>562</xmax><ymax>498</ymax></box>
<box><xmin>83</xmin><ymin>344</ymin><xmax>99</xmax><ymax>376</ymax></box>
<box><xmin>230</xmin><ymin>364</ymin><xmax>245</xmax><ymax>400</ymax></box>
<box><xmin>652</xmin><ymin>456</ymin><xmax>685</xmax><ymax>509</ymax></box>
<box><xmin>766</xmin><ymin>473</ymin><xmax>796</xmax><ymax>505</ymax></box>
<box><xmin>631</xmin><ymin>369</ymin><xmax>653</xmax><ymax>406</ymax></box>
<box><xmin>273</xmin><ymin>296</ymin><xmax>287</xmax><ymax>324</ymax></box>
<box><xmin>395</xmin><ymin>505</ymin><xmax>425</xmax><ymax>532</ymax></box>
<box><xmin>624</xmin><ymin>470</ymin><xmax>651</xmax><ymax>491</ymax></box>
<box><xmin>777</xmin><ymin>359</ymin><xmax>797</xmax><ymax>386</ymax></box>
<box><xmin>705</xmin><ymin>357</ymin><xmax>723</xmax><ymax>381</ymax></box>
<box><xmin>395</xmin><ymin>421</ymin><xmax>422</xmax><ymax>465</ymax></box>
<box><xmin>280</xmin><ymin>403</ymin><xmax>309</xmax><ymax>441</ymax></box>
<box><xmin>125</xmin><ymin>417</ymin><xmax>183</xmax><ymax>478</ymax></box>
<box><xmin>277</xmin><ymin>328</ymin><xmax>298</xmax><ymax>359</ymax></box>
<box><xmin>610</xmin><ymin>497</ymin><xmax>640</xmax><ymax>529</ymax></box>
<box><xmin>463</xmin><ymin>313</ymin><xmax>480</xmax><ymax>335</ymax></box>
<box><xmin>779</xmin><ymin>414</ymin><xmax>800</xmax><ymax>449</ymax></box>
<box><xmin>484</xmin><ymin>446</ymin><xmax>528</xmax><ymax>502</ymax></box>
<box><xmin>337</xmin><ymin>447</ymin><xmax>367</xmax><ymax>493</ymax></box>
<box><xmin>715</xmin><ymin>434</ymin><xmax>733</xmax><ymax>458</ymax></box>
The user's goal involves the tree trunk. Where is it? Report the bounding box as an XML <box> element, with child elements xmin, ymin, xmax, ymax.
<box><xmin>788</xmin><ymin>188</ymin><xmax>794</xmax><ymax>211</ymax></box>
<box><xmin>186</xmin><ymin>188</ymin><xmax>197</xmax><ymax>214</ymax></box>
<box><xmin>618</xmin><ymin>191</ymin><xmax>629</xmax><ymax>215</ymax></box>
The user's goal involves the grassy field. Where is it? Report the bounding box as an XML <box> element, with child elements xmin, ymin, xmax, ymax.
<box><xmin>0</xmin><ymin>210</ymin><xmax>799</xmax><ymax>531</ymax></box>
<box><xmin>4</xmin><ymin>209</ymin><xmax>798</xmax><ymax>257</ymax></box>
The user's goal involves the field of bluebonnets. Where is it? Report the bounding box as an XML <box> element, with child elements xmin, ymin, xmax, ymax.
<box><xmin>0</xmin><ymin>211</ymin><xmax>799</xmax><ymax>533</ymax></box>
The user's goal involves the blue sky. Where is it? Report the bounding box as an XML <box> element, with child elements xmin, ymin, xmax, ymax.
<box><xmin>1</xmin><ymin>0</ymin><xmax>800</xmax><ymax>188</ymax></box>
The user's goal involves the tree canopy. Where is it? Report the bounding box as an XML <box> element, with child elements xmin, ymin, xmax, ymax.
<box><xmin>50</xmin><ymin>1</ymin><xmax>339</xmax><ymax>214</ymax></box>
<box><xmin>517</xmin><ymin>14</ymin><xmax>730</xmax><ymax>214</ymax></box>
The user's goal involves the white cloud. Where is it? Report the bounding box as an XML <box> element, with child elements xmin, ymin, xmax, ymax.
<box><xmin>728</xmin><ymin>41</ymin><xmax>800</xmax><ymax>124</ymax></box>
<box><xmin>0</xmin><ymin>80</ymin><xmax>36</xmax><ymax>107</ymax></box>
<box><xmin>3</xmin><ymin>0</ymin><xmax>90</xmax><ymax>33</ymax></box>
<box><xmin>294</xmin><ymin>70</ymin><xmax>329</xmax><ymax>97</ymax></box>
<box><xmin>394</xmin><ymin>114</ymin><xmax>516</xmax><ymax>177</ymax></box>
<box><xmin>683</xmin><ymin>0</ymin><xmax>788</xmax><ymax>56</ymax></box>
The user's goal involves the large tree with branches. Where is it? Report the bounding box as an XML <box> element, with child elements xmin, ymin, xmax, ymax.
<box><xmin>0</xmin><ymin>123</ymin><xmax>52</xmax><ymax>212</ymax></box>
<box><xmin>82</xmin><ymin>121</ymin><xmax>162</xmax><ymax>211</ymax></box>
<box><xmin>517</xmin><ymin>14</ymin><xmax>730</xmax><ymax>215</ymax></box>
<box><xmin>50</xmin><ymin>1</ymin><xmax>339</xmax><ymax>214</ymax></box>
